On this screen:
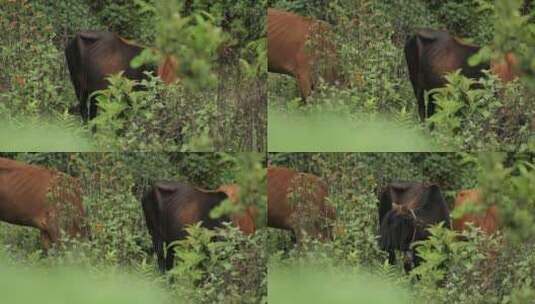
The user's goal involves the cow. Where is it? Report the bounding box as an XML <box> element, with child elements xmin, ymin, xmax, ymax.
<box><xmin>268</xmin><ymin>8</ymin><xmax>342</xmax><ymax>101</ymax></box>
<box><xmin>0</xmin><ymin>157</ymin><xmax>87</xmax><ymax>251</ymax></box>
<box><xmin>378</xmin><ymin>182</ymin><xmax>450</xmax><ymax>273</ymax></box>
<box><xmin>267</xmin><ymin>166</ymin><xmax>335</xmax><ymax>243</ymax></box>
<box><xmin>141</xmin><ymin>182</ymin><xmax>256</xmax><ymax>272</ymax></box>
<box><xmin>452</xmin><ymin>189</ymin><xmax>499</xmax><ymax>235</ymax></box>
<box><xmin>404</xmin><ymin>28</ymin><xmax>518</xmax><ymax>121</ymax></box>
<box><xmin>65</xmin><ymin>31</ymin><xmax>177</xmax><ymax>121</ymax></box>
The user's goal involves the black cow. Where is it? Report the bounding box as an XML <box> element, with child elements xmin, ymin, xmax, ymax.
<box><xmin>141</xmin><ymin>181</ymin><xmax>256</xmax><ymax>272</ymax></box>
<box><xmin>65</xmin><ymin>31</ymin><xmax>165</xmax><ymax>121</ymax></box>
<box><xmin>405</xmin><ymin>29</ymin><xmax>517</xmax><ymax>121</ymax></box>
<box><xmin>378</xmin><ymin>182</ymin><xmax>450</xmax><ymax>273</ymax></box>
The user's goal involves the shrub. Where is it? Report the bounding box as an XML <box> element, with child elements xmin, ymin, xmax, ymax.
<box><xmin>167</xmin><ymin>224</ymin><xmax>267</xmax><ymax>303</ymax></box>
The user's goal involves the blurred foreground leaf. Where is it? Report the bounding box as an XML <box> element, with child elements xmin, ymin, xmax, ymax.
<box><xmin>0</xmin><ymin>118</ymin><xmax>94</xmax><ymax>152</ymax></box>
<box><xmin>268</xmin><ymin>265</ymin><xmax>418</xmax><ymax>304</ymax></box>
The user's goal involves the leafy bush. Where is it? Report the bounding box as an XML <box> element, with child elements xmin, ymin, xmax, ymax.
<box><xmin>90</xmin><ymin>71</ymin><xmax>265</xmax><ymax>151</ymax></box>
<box><xmin>89</xmin><ymin>0</ymin><xmax>156</xmax><ymax>43</ymax></box>
<box><xmin>427</xmin><ymin>71</ymin><xmax>533</xmax><ymax>151</ymax></box>
<box><xmin>167</xmin><ymin>224</ymin><xmax>267</xmax><ymax>303</ymax></box>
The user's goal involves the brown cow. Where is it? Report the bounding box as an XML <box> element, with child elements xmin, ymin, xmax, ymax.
<box><xmin>65</xmin><ymin>31</ymin><xmax>177</xmax><ymax>121</ymax></box>
<box><xmin>268</xmin><ymin>8</ymin><xmax>341</xmax><ymax>101</ymax></box>
<box><xmin>405</xmin><ymin>28</ymin><xmax>518</xmax><ymax>121</ymax></box>
<box><xmin>267</xmin><ymin>166</ymin><xmax>335</xmax><ymax>242</ymax></box>
<box><xmin>141</xmin><ymin>182</ymin><xmax>256</xmax><ymax>272</ymax></box>
<box><xmin>452</xmin><ymin>189</ymin><xmax>499</xmax><ymax>235</ymax></box>
<box><xmin>0</xmin><ymin>157</ymin><xmax>87</xmax><ymax>251</ymax></box>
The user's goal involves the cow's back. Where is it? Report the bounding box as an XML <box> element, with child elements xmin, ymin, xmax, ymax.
<box><xmin>143</xmin><ymin>182</ymin><xmax>229</xmax><ymax>243</ymax></box>
<box><xmin>267</xmin><ymin>166</ymin><xmax>330</xmax><ymax>230</ymax></box>
<box><xmin>268</xmin><ymin>9</ymin><xmax>314</xmax><ymax>75</ymax></box>
<box><xmin>166</xmin><ymin>184</ymin><xmax>226</xmax><ymax>235</ymax></box>
<box><xmin>79</xmin><ymin>31</ymin><xmax>146</xmax><ymax>93</ymax></box>
<box><xmin>0</xmin><ymin>158</ymin><xmax>54</xmax><ymax>228</ymax></box>
<box><xmin>65</xmin><ymin>31</ymin><xmax>151</xmax><ymax>120</ymax></box>
<box><xmin>0</xmin><ymin>158</ymin><xmax>84</xmax><ymax>236</ymax></box>
<box><xmin>267</xmin><ymin>166</ymin><xmax>297</xmax><ymax>229</ymax></box>
<box><xmin>415</xmin><ymin>30</ymin><xmax>485</xmax><ymax>89</ymax></box>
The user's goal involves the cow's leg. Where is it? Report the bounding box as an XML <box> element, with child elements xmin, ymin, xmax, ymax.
<box><xmin>387</xmin><ymin>250</ymin><xmax>396</xmax><ymax>265</ymax></box>
<box><xmin>165</xmin><ymin>245</ymin><xmax>175</xmax><ymax>271</ymax></box>
<box><xmin>155</xmin><ymin>240</ymin><xmax>166</xmax><ymax>273</ymax></box>
<box><xmin>40</xmin><ymin>230</ymin><xmax>52</xmax><ymax>254</ymax></box>
<box><xmin>403</xmin><ymin>251</ymin><xmax>413</xmax><ymax>273</ymax></box>
<box><xmin>426</xmin><ymin>95</ymin><xmax>436</xmax><ymax>120</ymax></box>
<box><xmin>295</xmin><ymin>70</ymin><xmax>312</xmax><ymax>104</ymax></box>
<box><xmin>40</xmin><ymin>226</ymin><xmax>59</xmax><ymax>254</ymax></box>
<box><xmin>417</xmin><ymin>89</ymin><xmax>426</xmax><ymax>122</ymax></box>
<box><xmin>292</xmin><ymin>52</ymin><xmax>313</xmax><ymax>103</ymax></box>
<box><xmin>290</xmin><ymin>229</ymin><xmax>298</xmax><ymax>245</ymax></box>
<box><xmin>80</xmin><ymin>100</ymin><xmax>88</xmax><ymax>122</ymax></box>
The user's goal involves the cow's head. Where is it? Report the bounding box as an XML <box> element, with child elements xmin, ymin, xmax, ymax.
<box><xmin>217</xmin><ymin>184</ymin><xmax>256</xmax><ymax>235</ymax></box>
<box><xmin>453</xmin><ymin>189</ymin><xmax>499</xmax><ymax>235</ymax></box>
<box><xmin>491</xmin><ymin>52</ymin><xmax>519</xmax><ymax>83</ymax></box>
<box><xmin>158</xmin><ymin>55</ymin><xmax>178</xmax><ymax>84</ymax></box>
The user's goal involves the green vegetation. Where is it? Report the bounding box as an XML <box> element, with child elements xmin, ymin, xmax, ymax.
<box><xmin>0</xmin><ymin>118</ymin><xmax>94</xmax><ymax>152</ymax></box>
<box><xmin>268</xmin><ymin>0</ymin><xmax>534</xmax><ymax>151</ymax></box>
<box><xmin>269</xmin><ymin>265</ymin><xmax>415</xmax><ymax>304</ymax></box>
<box><xmin>0</xmin><ymin>261</ymin><xmax>170</xmax><ymax>304</ymax></box>
<box><xmin>268</xmin><ymin>106</ymin><xmax>439</xmax><ymax>152</ymax></box>
<box><xmin>268</xmin><ymin>152</ymin><xmax>535</xmax><ymax>304</ymax></box>
<box><xmin>0</xmin><ymin>0</ymin><xmax>266</xmax><ymax>151</ymax></box>
<box><xmin>0</xmin><ymin>153</ymin><xmax>266</xmax><ymax>303</ymax></box>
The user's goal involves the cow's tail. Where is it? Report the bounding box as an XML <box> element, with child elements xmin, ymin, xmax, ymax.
<box><xmin>141</xmin><ymin>185</ymin><xmax>166</xmax><ymax>272</ymax></box>
<box><xmin>66</xmin><ymin>32</ymin><xmax>100</xmax><ymax>121</ymax></box>
<box><xmin>65</xmin><ymin>35</ymin><xmax>82</xmax><ymax>101</ymax></box>
<box><xmin>404</xmin><ymin>34</ymin><xmax>420</xmax><ymax>98</ymax></box>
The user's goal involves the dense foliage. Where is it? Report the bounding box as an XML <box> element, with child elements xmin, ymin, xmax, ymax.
<box><xmin>0</xmin><ymin>0</ymin><xmax>266</xmax><ymax>151</ymax></box>
<box><xmin>268</xmin><ymin>152</ymin><xmax>535</xmax><ymax>304</ymax></box>
<box><xmin>268</xmin><ymin>0</ymin><xmax>534</xmax><ymax>151</ymax></box>
<box><xmin>0</xmin><ymin>152</ymin><xmax>267</xmax><ymax>303</ymax></box>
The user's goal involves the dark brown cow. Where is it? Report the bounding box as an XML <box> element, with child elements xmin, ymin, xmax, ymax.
<box><xmin>0</xmin><ymin>157</ymin><xmax>87</xmax><ymax>251</ymax></box>
<box><xmin>378</xmin><ymin>182</ymin><xmax>450</xmax><ymax>272</ymax></box>
<box><xmin>141</xmin><ymin>182</ymin><xmax>256</xmax><ymax>272</ymax></box>
<box><xmin>452</xmin><ymin>189</ymin><xmax>499</xmax><ymax>235</ymax></box>
<box><xmin>267</xmin><ymin>166</ymin><xmax>335</xmax><ymax>242</ymax></box>
<box><xmin>405</xmin><ymin>28</ymin><xmax>518</xmax><ymax>121</ymax></box>
<box><xmin>65</xmin><ymin>31</ymin><xmax>177</xmax><ymax>121</ymax></box>
<box><xmin>268</xmin><ymin>8</ymin><xmax>341</xmax><ymax>101</ymax></box>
